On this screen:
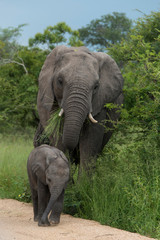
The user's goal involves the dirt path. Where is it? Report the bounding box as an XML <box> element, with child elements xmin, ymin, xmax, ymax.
<box><xmin>0</xmin><ymin>199</ymin><xmax>155</xmax><ymax>240</ymax></box>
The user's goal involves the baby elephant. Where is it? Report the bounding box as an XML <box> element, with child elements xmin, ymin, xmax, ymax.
<box><xmin>27</xmin><ymin>144</ymin><xmax>69</xmax><ymax>226</ymax></box>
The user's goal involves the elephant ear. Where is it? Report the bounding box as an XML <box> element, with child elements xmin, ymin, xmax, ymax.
<box><xmin>59</xmin><ymin>151</ymin><xmax>69</xmax><ymax>164</ymax></box>
<box><xmin>31</xmin><ymin>160</ymin><xmax>46</xmax><ymax>185</ymax></box>
<box><xmin>37</xmin><ymin>45</ymin><xmax>69</xmax><ymax>127</ymax></box>
<box><xmin>92</xmin><ymin>52</ymin><xmax>124</xmax><ymax>116</ymax></box>
<box><xmin>46</xmin><ymin>153</ymin><xmax>58</xmax><ymax>166</ymax></box>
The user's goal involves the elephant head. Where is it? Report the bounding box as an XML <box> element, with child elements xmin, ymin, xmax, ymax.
<box><xmin>37</xmin><ymin>46</ymin><xmax>124</xmax><ymax>150</ymax></box>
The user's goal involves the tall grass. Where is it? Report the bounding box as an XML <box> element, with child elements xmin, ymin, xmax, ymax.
<box><xmin>64</xmin><ymin>125</ymin><xmax>160</xmax><ymax>239</ymax></box>
<box><xmin>0</xmin><ymin>133</ymin><xmax>33</xmax><ymax>202</ymax></box>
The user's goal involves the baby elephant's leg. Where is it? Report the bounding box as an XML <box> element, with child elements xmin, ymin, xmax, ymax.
<box><xmin>38</xmin><ymin>180</ymin><xmax>50</xmax><ymax>226</ymax></box>
<box><xmin>49</xmin><ymin>190</ymin><xmax>64</xmax><ymax>225</ymax></box>
<box><xmin>31</xmin><ymin>188</ymin><xmax>38</xmax><ymax>222</ymax></box>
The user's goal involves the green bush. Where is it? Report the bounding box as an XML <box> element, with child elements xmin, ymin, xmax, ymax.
<box><xmin>64</xmin><ymin>124</ymin><xmax>160</xmax><ymax>238</ymax></box>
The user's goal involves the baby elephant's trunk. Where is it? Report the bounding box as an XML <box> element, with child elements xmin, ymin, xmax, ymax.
<box><xmin>40</xmin><ymin>186</ymin><xmax>63</xmax><ymax>226</ymax></box>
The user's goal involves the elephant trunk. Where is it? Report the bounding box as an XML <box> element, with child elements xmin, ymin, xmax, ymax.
<box><xmin>40</xmin><ymin>186</ymin><xmax>63</xmax><ymax>225</ymax></box>
<box><xmin>62</xmin><ymin>86</ymin><xmax>90</xmax><ymax>150</ymax></box>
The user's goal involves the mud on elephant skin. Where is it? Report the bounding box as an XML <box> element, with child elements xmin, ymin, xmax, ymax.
<box><xmin>34</xmin><ymin>45</ymin><xmax>124</xmax><ymax>172</ymax></box>
<box><xmin>27</xmin><ymin>144</ymin><xmax>69</xmax><ymax>226</ymax></box>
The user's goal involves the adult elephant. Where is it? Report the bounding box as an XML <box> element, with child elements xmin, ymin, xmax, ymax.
<box><xmin>34</xmin><ymin>46</ymin><xmax>124</xmax><ymax>172</ymax></box>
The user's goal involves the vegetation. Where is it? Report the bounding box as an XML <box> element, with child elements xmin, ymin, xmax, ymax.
<box><xmin>0</xmin><ymin>133</ymin><xmax>33</xmax><ymax>202</ymax></box>
<box><xmin>0</xmin><ymin>24</ymin><xmax>48</xmax><ymax>130</ymax></box>
<box><xmin>108</xmin><ymin>11</ymin><xmax>160</xmax><ymax>140</ymax></box>
<box><xmin>42</xmin><ymin>108</ymin><xmax>64</xmax><ymax>146</ymax></box>
<box><xmin>29</xmin><ymin>22</ymin><xmax>84</xmax><ymax>50</ymax></box>
<box><xmin>79</xmin><ymin>12</ymin><xmax>132</xmax><ymax>51</ymax></box>
<box><xmin>64</xmin><ymin>127</ymin><xmax>160</xmax><ymax>237</ymax></box>
<box><xmin>0</xmin><ymin>10</ymin><xmax>160</xmax><ymax>239</ymax></box>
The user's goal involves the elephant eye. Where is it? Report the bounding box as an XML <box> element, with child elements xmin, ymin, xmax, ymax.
<box><xmin>47</xmin><ymin>178</ymin><xmax>51</xmax><ymax>183</ymax></box>
<box><xmin>57</xmin><ymin>77</ymin><xmax>63</xmax><ymax>87</ymax></box>
<box><xmin>93</xmin><ymin>82</ymin><xmax>99</xmax><ymax>94</ymax></box>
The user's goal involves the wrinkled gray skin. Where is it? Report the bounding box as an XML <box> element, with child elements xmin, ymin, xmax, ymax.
<box><xmin>27</xmin><ymin>144</ymin><xmax>69</xmax><ymax>226</ymax></box>
<box><xmin>34</xmin><ymin>46</ymin><xmax>124</xmax><ymax>172</ymax></box>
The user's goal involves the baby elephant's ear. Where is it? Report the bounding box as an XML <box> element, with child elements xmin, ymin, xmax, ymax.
<box><xmin>46</xmin><ymin>154</ymin><xmax>58</xmax><ymax>166</ymax></box>
<box><xmin>59</xmin><ymin>151</ymin><xmax>68</xmax><ymax>162</ymax></box>
<box><xmin>32</xmin><ymin>162</ymin><xmax>46</xmax><ymax>184</ymax></box>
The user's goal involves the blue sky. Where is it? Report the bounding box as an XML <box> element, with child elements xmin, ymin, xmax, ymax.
<box><xmin>0</xmin><ymin>0</ymin><xmax>160</xmax><ymax>45</ymax></box>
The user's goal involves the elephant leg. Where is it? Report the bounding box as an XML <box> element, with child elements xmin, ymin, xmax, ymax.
<box><xmin>102</xmin><ymin>98</ymin><xmax>123</xmax><ymax>148</ymax></box>
<box><xmin>101</xmin><ymin>114</ymin><xmax>115</xmax><ymax>149</ymax></box>
<box><xmin>33</xmin><ymin>122</ymin><xmax>50</xmax><ymax>147</ymax></box>
<box><xmin>49</xmin><ymin>190</ymin><xmax>65</xmax><ymax>225</ymax></box>
<box><xmin>37</xmin><ymin>180</ymin><xmax>50</xmax><ymax>226</ymax></box>
<box><xmin>50</xmin><ymin>134</ymin><xmax>65</xmax><ymax>153</ymax></box>
<box><xmin>79</xmin><ymin>109</ymin><xmax>106</xmax><ymax>174</ymax></box>
<box><xmin>31</xmin><ymin>188</ymin><xmax>38</xmax><ymax>222</ymax></box>
<box><xmin>33</xmin><ymin>122</ymin><xmax>44</xmax><ymax>147</ymax></box>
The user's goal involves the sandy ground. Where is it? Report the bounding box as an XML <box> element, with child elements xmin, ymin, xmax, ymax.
<box><xmin>0</xmin><ymin>199</ymin><xmax>156</xmax><ymax>240</ymax></box>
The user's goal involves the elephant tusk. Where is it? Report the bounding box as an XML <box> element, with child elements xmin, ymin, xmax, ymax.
<box><xmin>59</xmin><ymin>108</ymin><xmax>64</xmax><ymax>117</ymax></box>
<box><xmin>89</xmin><ymin>113</ymin><xmax>98</xmax><ymax>123</ymax></box>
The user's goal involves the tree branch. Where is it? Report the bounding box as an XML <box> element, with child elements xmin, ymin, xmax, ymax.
<box><xmin>1</xmin><ymin>57</ymin><xmax>28</xmax><ymax>75</ymax></box>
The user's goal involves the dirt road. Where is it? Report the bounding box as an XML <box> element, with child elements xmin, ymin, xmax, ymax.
<box><xmin>0</xmin><ymin>199</ymin><xmax>155</xmax><ymax>240</ymax></box>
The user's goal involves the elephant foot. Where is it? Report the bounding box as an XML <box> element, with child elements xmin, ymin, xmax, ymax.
<box><xmin>49</xmin><ymin>215</ymin><xmax>60</xmax><ymax>225</ymax></box>
<box><xmin>38</xmin><ymin>218</ymin><xmax>50</xmax><ymax>227</ymax></box>
<box><xmin>34</xmin><ymin>216</ymin><xmax>39</xmax><ymax>222</ymax></box>
<box><xmin>50</xmin><ymin>219</ymin><xmax>60</xmax><ymax>225</ymax></box>
<box><xmin>38</xmin><ymin>221</ymin><xmax>50</xmax><ymax>227</ymax></box>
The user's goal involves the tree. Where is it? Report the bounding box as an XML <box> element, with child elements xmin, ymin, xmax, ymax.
<box><xmin>78</xmin><ymin>12</ymin><xmax>132</xmax><ymax>51</ymax></box>
<box><xmin>133</xmin><ymin>11</ymin><xmax>160</xmax><ymax>52</ymax></box>
<box><xmin>0</xmin><ymin>25</ymin><xmax>48</xmax><ymax>129</ymax></box>
<box><xmin>0</xmin><ymin>24</ymin><xmax>29</xmax><ymax>74</ymax></box>
<box><xmin>107</xmin><ymin>11</ymin><xmax>160</xmax><ymax>135</ymax></box>
<box><xmin>0</xmin><ymin>46</ymin><xmax>48</xmax><ymax>129</ymax></box>
<box><xmin>29</xmin><ymin>22</ymin><xmax>83</xmax><ymax>50</ymax></box>
<box><xmin>0</xmin><ymin>24</ymin><xmax>26</xmax><ymax>58</ymax></box>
